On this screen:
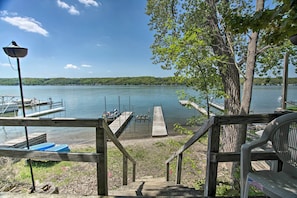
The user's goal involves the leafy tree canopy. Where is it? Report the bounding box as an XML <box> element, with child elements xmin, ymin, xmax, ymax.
<box><xmin>226</xmin><ymin>0</ymin><xmax>297</xmax><ymax>45</ymax></box>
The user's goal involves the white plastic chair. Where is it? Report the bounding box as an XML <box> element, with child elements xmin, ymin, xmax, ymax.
<box><xmin>240</xmin><ymin>112</ymin><xmax>297</xmax><ymax>198</ymax></box>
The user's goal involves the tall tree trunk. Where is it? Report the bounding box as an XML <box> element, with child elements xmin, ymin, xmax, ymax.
<box><xmin>238</xmin><ymin>0</ymin><xmax>265</xmax><ymax>146</ymax></box>
<box><xmin>206</xmin><ymin>0</ymin><xmax>241</xmax><ymax>149</ymax></box>
<box><xmin>233</xmin><ymin>0</ymin><xmax>265</xmax><ymax>189</ymax></box>
<box><xmin>207</xmin><ymin>0</ymin><xmax>242</xmax><ymax>184</ymax></box>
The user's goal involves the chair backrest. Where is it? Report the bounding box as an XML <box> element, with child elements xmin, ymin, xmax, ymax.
<box><xmin>267</xmin><ymin>113</ymin><xmax>297</xmax><ymax>177</ymax></box>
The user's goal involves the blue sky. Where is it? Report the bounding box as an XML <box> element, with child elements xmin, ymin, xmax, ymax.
<box><xmin>0</xmin><ymin>0</ymin><xmax>296</xmax><ymax>79</ymax></box>
<box><xmin>0</xmin><ymin>0</ymin><xmax>174</xmax><ymax>78</ymax></box>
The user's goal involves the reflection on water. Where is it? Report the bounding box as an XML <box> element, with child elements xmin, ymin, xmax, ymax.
<box><xmin>1</xmin><ymin>126</ymin><xmax>8</xmax><ymax>142</ymax></box>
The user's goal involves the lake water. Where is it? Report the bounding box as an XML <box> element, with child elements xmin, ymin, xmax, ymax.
<box><xmin>0</xmin><ymin>85</ymin><xmax>296</xmax><ymax>144</ymax></box>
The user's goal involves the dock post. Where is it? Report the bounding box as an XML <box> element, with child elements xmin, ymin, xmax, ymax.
<box><xmin>96</xmin><ymin>122</ymin><xmax>108</xmax><ymax>195</ymax></box>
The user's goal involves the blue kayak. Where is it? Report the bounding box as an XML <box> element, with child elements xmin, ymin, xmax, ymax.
<box><xmin>29</xmin><ymin>142</ymin><xmax>55</xmax><ymax>151</ymax></box>
<box><xmin>45</xmin><ymin>144</ymin><xmax>70</xmax><ymax>152</ymax></box>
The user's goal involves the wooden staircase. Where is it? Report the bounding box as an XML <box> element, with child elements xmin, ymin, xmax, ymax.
<box><xmin>109</xmin><ymin>176</ymin><xmax>203</xmax><ymax>197</ymax></box>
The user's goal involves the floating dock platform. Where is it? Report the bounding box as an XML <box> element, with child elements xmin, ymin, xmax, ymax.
<box><xmin>109</xmin><ymin>111</ymin><xmax>133</xmax><ymax>137</ymax></box>
<box><xmin>152</xmin><ymin>106</ymin><xmax>168</xmax><ymax>137</ymax></box>
<box><xmin>0</xmin><ymin>133</ymin><xmax>47</xmax><ymax>148</ymax></box>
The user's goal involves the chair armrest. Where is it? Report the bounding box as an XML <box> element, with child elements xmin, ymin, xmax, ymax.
<box><xmin>242</xmin><ymin>138</ymin><xmax>270</xmax><ymax>166</ymax></box>
<box><xmin>241</xmin><ymin>138</ymin><xmax>268</xmax><ymax>196</ymax></box>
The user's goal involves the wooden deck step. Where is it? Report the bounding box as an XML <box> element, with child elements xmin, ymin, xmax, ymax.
<box><xmin>109</xmin><ymin>176</ymin><xmax>203</xmax><ymax>197</ymax></box>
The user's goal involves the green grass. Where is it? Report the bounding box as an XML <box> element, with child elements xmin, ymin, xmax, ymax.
<box><xmin>15</xmin><ymin>160</ymin><xmax>74</xmax><ymax>182</ymax></box>
<box><xmin>0</xmin><ymin>135</ymin><xmax>240</xmax><ymax>196</ymax></box>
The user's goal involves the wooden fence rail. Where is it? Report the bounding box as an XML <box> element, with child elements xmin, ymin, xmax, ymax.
<box><xmin>165</xmin><ymin>113</ymin><xmax>285</xmax><ymax>197</ymax></box>
<box><xmin>0</xmin><ymin>117</ymin><xmax>136</xmax><ymax>196</ymax></box>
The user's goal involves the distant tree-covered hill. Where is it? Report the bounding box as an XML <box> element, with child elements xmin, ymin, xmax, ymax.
<box><xmin>0</xmin><ymin>77</ymin><xmax>296</xmax><ymax>86</ymax></box>
<box><xmin>0</xmin><ymin>77</ymin><xmax>179</xmax><ymax>85</ymax></box>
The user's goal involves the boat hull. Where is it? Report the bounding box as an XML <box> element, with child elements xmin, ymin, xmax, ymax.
<box><xmin>0</xmin><ymin>102</ymin><xmax>18</xmax><ymax>114</ymax></box>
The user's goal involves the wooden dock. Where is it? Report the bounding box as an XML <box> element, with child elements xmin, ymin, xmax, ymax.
<box><xmin>208</xmin><ymin>102</ymin><xmax>224</xmax><ymax>112</ymax></box>
<box><xmin>109</xmin><ymin>111</ymin><xmax>133</xmax><ymax>137</ymax></box>
<box><xmin>179</xmin><ymin>100</ymin><xmax>215</xmax><ymax>116</ymax></box>
<box><xmin>152</xmin><ymin>106</ymin><xmax>168</xmax><ymax>137</ymax></box>
<box><xmin>26</xmin><ymin>107</ymin><xmax>65</xmax><ymax>117</ymax></box>
<box><xmin>0</xmin><ymin>133</ymin><xmax>47</xmax><ymax>148</ymax></box>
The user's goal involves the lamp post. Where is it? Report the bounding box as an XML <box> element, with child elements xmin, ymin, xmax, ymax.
<box><xmin>3</xmin><ymin>41</ymin><xmax>35</xmax><ymax>192</ymax></box>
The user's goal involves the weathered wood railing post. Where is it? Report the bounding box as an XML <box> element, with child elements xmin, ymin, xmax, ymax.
<box><xmin>166</xmin><ymin>162</ymin><xmax>170</xmax><ymax>181</ymax></box>
<box><xmin>204</xmin><ymin>117</ymin><xmax>220</xmax><ymax>197</ymax></box>
<box><xmin>123</xmin><ymin>155</ymin><xmax>128</xmax><ymax>185</ymax></box>
<box><xmin>133</xmin><ymin>162</ymin><xmax>136</xmax><ymax>182</ymax></box>
<box><xmin>176</xmin><ymin>153</ymin><xmax>183</xmax><ymax>184</ymax></box>
<box><xmin>96</xmin><ymin>120</ymin><xmax>108</xmax><ymax>196</ymax></box>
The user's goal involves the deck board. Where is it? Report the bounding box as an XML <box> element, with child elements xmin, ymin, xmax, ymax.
<box><xmin>152</xmin><ymin>106</ymin><xmax>168</xmax><ymax>137</ymax></box>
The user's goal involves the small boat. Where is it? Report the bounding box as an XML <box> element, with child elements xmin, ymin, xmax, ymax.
<box><xmin>28</xmin><ymin>142</ymin><xmax>70</xmax><ymax>152</ymax></box>
<box><xmin>102</xmin><ymin>109</ymin><xmax>121</xmax><ymax>123</ymax></box>
<box><xmin>0</xmin><ymin>101</ymin><xmax>18</xmax><ymax>114</ymax></box>
<box><xmin>29</xmin><ymin>142</ymin><xmax>55</xmax><ymax>151</ymax></box>
<box><xmin>45</xmin><ymin>144</ymin><xmax>70</xmax><ymax>152</ymax></box>
<box><xmin>14</xmin><ymin>98</ymin><xmax>32</xmax><ymax>106</ymax></box>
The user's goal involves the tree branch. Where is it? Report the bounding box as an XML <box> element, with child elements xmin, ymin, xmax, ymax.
<box><xmin>237</xmin><ymin>44</ymin><xmax>273</xmax><ymax>67</ymax></box>
<box><xmin>226</xmin><ymin>32</ymin><xmax>247</xmax><ymax>80</ymax></box>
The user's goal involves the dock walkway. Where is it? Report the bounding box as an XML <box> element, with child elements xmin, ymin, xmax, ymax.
<box><xmin>208</xmin><ymin>102</ymin><xmax>224</xmax><ymax>112</ymax></box>
<box><xmin>26</xmin><ymin>107</ymin><xmax>65</xmax><ymax>117</ymax></box>
<box><xmin>109</xmin><ymin>111</ymin><xmax>133</xmax><ymax>137</ymax></box>
<box><xmin>152</xmin><ymin>106</ymin><xmax>168</xmax><ymax>137</ymax></box>
<box><xmin>179</xmin><ymin>100</ymin><xmax>215</xmax><ymax>116</ymax></box>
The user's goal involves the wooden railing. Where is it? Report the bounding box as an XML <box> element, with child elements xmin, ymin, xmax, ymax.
<box><xmin>0</xmin><ymin>117</ymin><xmax>136</xmax><ymax>196</ymax></box>
<box><xmin>165</xmin><ymin>113</ymin><xmax>285</xmax><ymax>197</ymax></box>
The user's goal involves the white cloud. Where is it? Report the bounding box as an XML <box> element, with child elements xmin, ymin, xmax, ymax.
<box><xmin>81</xmin><ymin>64</ymin><xmax>92</xmax><ymax>68</ymax></box>
<box><xmin>68</xmin><ymin>5</ymin><xmax>80</xmax><ymax>15</ymax></box>
<box><xmin>57</xmin><ymin>0</ymin><xmax>69</xmax><ymax>9</ymax></box>
<box><xmin>1</xmin><ymin>16</ymin><xmax>48</xmax><ymax>37</ymax></box>
<box><xmin>78</xmin><ymin>0</ymin><xmax>101</xmax><ymax>7</ymax></box>
<box><xmin>64</xmin><ymin>64</ymin><xmax>79</xmax><ymax>69</ymax></box>
<box><xmin>57</xmin><ymin>0</ymin><xmax>80</xmax><ymax>15</ymax></box>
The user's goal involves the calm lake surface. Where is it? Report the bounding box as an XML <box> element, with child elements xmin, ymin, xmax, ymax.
<box><xmin>0</xmin><ymin>85</ymin><xmax>296</xmax><ymax>144</ymax></box>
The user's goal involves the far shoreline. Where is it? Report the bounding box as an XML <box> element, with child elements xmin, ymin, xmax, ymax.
<box><xmin>0</xmin><ymin>76</ymin><xmax>296</xmax><ymax>86</ymax></box>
